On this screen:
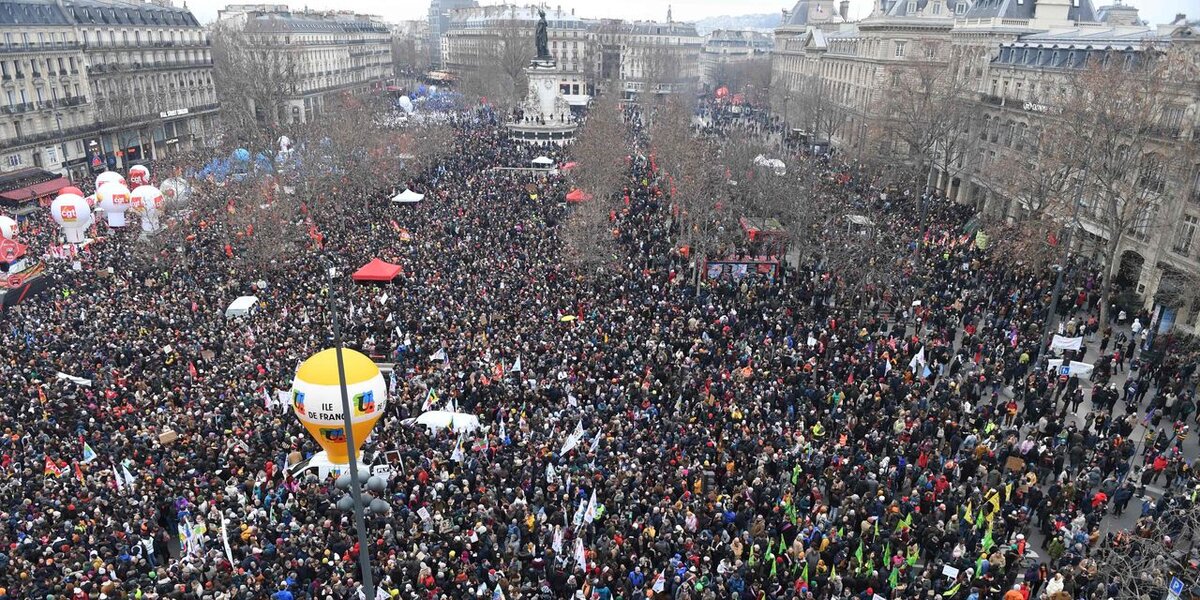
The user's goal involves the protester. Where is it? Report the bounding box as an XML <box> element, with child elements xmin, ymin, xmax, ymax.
<box><xmin>0</xmin><ymin>101</ymin><xmax>1196</xmax><ymax>600</ymax></box>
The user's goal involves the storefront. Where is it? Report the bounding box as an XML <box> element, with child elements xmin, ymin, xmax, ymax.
<box><xmin>0</xmin><ymin>168</ymin><xmax>70</xmax><ymax>217</ymax></box>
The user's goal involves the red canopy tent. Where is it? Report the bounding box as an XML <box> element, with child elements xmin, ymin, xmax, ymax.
<box><xmin>565</xmin><ymin>189</ymin><xmax>593</xmax><ymax>203</ymax></box>
<box><xmin>352</xmin><ymin>258</ymin><xmax>402</xmax><ymax>282</ymax></box>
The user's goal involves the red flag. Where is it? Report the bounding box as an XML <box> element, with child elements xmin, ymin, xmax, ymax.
<box><xmin>45</xmin><ymin>456</ymin><xmax>62</xmax><ymax>478</ymax></box>
<box><xmin>74</xmin><ymin>461</ymin><xmax>85</xmax><ymax>485</ymax></box>
<box><xmin>188</xmin><ymin>361</ymin><xmax>199</xmax><ymax>379</ymax></box>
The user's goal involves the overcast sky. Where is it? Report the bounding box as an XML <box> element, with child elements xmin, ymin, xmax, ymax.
<box><xmin>186</xmin><ymin>0</ymin><xmax>1186</xmax><ymax>29</ymax></box>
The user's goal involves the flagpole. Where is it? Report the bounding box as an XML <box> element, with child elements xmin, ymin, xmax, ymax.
<box><xmin>323</xmin><ymin>257</ymin><xmax>376</xmax><ymax>599</ymax></box>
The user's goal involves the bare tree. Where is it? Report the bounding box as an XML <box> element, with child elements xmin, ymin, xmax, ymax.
<box><xmin>1036</xmin><ymin>47</ymin><xmax>1200</xmax><ymax>324</ymax></box>
<box><xmin>1089</xmin><ymin>506</ymin><xmax>1200</xmax><ymax>600</ymax></box>
<box><xmin>564</xmin><ymin>93</ymin><xmax>629</xmax><ymax>266</ymax></box>
<box><xmin>92</xmin><ymin>66</ymin><xmax>173</xmax><ymax>158</ymax></box>
<box><xmin>210</xmin><ymin>24</ymin><xmax>298</xmax><ymax>148</ymax></box>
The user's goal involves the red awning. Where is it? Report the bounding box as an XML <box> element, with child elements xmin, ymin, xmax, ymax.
<box><xmin>565</xmin><ymin>189</ymin><xmax>593</xmax><ymax>203</ymax></box>
<box><xmin>0</xmin><ymin>176</ymin><xmax>69</xmax><ymax>203</ymax></box>
<box><xmin>352</xmin><ymin>258</ymin><xmax>403</xmax><ymax>282</ymax></box>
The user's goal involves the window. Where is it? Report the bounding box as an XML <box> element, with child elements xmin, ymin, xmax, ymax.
<box><xmin>925</xmin><ymin>45</ymin><xmax>936</xmax><ymax>59</ymax></box>
<box><xmin>932</xmin><ymin>1</ymin><xmax>941</xmax><ymax>13</ymax></box>
<box><xmin>5</xmin><ymin>154</ymin><xmax>20</xmax><ymax>167</ymax></box>
<box><xmin>907</xmin><ymin>0</ymin><xmax>917</xmax><ymax>12</ymax></box>
<box><xmin>956</xmin><ymin>1</ymin><xmax>967</xmax><ymax>13</ymax></box>
<box><xmin>1173</xmin><ymin>215</ymin><xmax>1197</xmax><ymax>256</ymax></box>
<box><xmin>894</xmin><ymin>41</ymin><xmax>906</xmax><ymax>58</ymax></box>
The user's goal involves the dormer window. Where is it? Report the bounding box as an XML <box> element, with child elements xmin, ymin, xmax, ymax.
<box><xmin>932</xmin><ymin>2</ymin><xmax>942</xmax><ymax>14</ymax></box>
<box><xmin>955</xmin><ymin>2</ymin><xmax>967</xmax><ymax>14</ymax></box>
<box><xmin>907</xmin><ymin>1</ymin><xmax>917</xmax><ymax>13</ymax></box>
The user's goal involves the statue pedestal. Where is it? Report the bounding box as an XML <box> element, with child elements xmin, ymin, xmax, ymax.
<box><xmin>507</xmin><ymin>57</ymin><xmax>577</xmax><ymax>146</ymax></box>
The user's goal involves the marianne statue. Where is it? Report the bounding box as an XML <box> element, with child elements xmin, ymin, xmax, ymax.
<box><xmin>535</xmin><ymin>9</ymin><xmax>550</xmax><ymax>60</ymax></box>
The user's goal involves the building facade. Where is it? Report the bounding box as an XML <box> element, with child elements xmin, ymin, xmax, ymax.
<box><xmin>442</xmin><ymin>5</ymin><xmax>593</xmax><ymax>100</ymax></box>
<box><xmin>700</xmin><ymin>29</ymin><xmax>773</xmax><ymax>89</ymax></box>
<box><xmin>770</xmin><ymin>0</ymin><xmax>1200</xmax><ymax>328</ymax></box>
<box><xmin>593</xmin><ymin>14</ymin><xmax>702</xmax><ymax>99</ymax></box>
<box><xmin>1</xmin><ymin>0</ymin><xmax>216</xmax><ymax>180</ymax></box>
<box><xmin>215</xmin><ymin>5</ymin><xmax>393</xmax><ymax>125</ymax></box>
<box><xmin>427</xmin><ymin>0</ymin><xmax>475</xmax><ymax>70</ymax></box>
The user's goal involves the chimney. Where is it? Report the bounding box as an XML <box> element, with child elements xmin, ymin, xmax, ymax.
<box><xmin>839</xmin><ymin>0</ymin><xmax>850</xmax><ymax>19</ymax></box>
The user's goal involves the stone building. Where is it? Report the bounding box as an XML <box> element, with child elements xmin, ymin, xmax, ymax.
<box><xmin>0</xmin><ymin>0</ymin><xmax>216</xmax><ymax>179</ymax></box>
<box><xmin>593</xmin><ymin>11</ymin><xmax>702</xmax><ymax>99</ymax></box>
<box><xmin>215</xmin><ymin>5</ymin><xmax>393</xmax><ymax>125</ymax></box>
<box><xmin>700</xmin><ymin>29</ymin><xmax>773</xmax><ymax>89</ymax></box>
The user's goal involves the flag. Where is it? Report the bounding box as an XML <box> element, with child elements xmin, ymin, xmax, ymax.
<box><xmin>81</xmin><ymin>438</ymin><xmax>97</xmax><ymax>464</ymax></box>
<box><xmin>589</xmin><ymin>430</ymin><xmax>602</xmax><ymax>454</ymax></box>
<box><xmin>552</xmin><ymin>525</ymin><xmax>564</xmax><ymax>553</ymax></box>
<box><xmin>422</xmin><ymin>388</ymin><xmax>439</xmax><ymax>411</ymax></box>
<box><xmin>188</xmin><ymin>361</ymin><xmax>199</xmax><ymax>379</ymax></box>
<box><xmin>800</xmin><ymin>562</ymin><xmax>809</xmax><ymax>584</ymax></box>
<box><xmin>962</xmin><ymin>501</ymin><xmax>973</xmax><ymax>524</ymax></box>
<box><xmin>943</xmin><ymin>582</ymin><xmax>961</xmax><ymax>597</ymax></box>
<box><xmin>498</xmin><ymin>417</ymin><xmax>507</xmax><ymax>442</ymax></box>
<box><xmin>895</xmin><ymin>512</ymin><xmax>912</xmax><ymax>531</ymax></box>
<box><xmin>779</xmin><ymin>534</ymin><xmax>787</xmax><ymax>554</ymax></box>
<box><xmin>546</xmin><ymin>462</ymin><xmax>556</xmax><ymax>482</ymax></box>
<box><xmin>652</xmin><ymin>570</ymin><xmax>666</xmax><ymax>593</ymax></box>
<box><xmin>854</xmin><ymin>540</ymin><xmax>864</xmax><ymax>564</ymax></box>
<box><xmin>511</xmin><ymin>356</ymin><xmax>522</xmax><ymax>373</ymax></box>
<box><xmin>573</xmin><ymin>537</ymin><xmax>587</xmax><ymax>571</ymax></box>
<box><xmin>262</xmin><ymin>388</ymin><xmax>273</xmax><ymax>410</ymax></box>
<box><xmin>888</xmin><ymin>566</ymin><xmax>899</xmax><ymax>589</ymax></box>
<box><xmin>829</xmin><ymin>563</ymin><xmax>836</xmax><ymax>580</ymax></box>
<box><xmin>492</xmin><ymin>583</ymin><xmax>506</xmax><ymax>600</ymax></box>
<box><xmin>429</xmin><ymin>348</ymin><xmax>447</xmax><ymax>363</ymax></box>
<box><xmin>73</xmin><ymin>461</ymin><xmax>84</xmax><ymax>485</ymax></box>
<box><xmin>219</xmin><ymin>511</ymin><xmax>235</xmax><ymax>564</ymax></box>
<box><xmin>748</xmin><ymin>544</ymin><xmax>758</xmax><ymax>567</ymax></box>
<box><xmin>122</xmin><ymin>464</ymin><xmax>136</xmax><ymax>489</ymax></box>
<box><xmin>908</xmin><ymin>347</ymin><xmax>925</xmax><ymax>373</ymax></box>
<box><xmin>559</xmin><ymin>420</ymin><xmax>585</xmax><ymax>455</ymax></box>
<box><xmin>584</xmin><ymin>489</ymin><xmax>598</xmax><ymax>523</ymax></box>
<box><xmin>907</xmin><ymin>544</ymin><xmax>920</xmax><ymax>566</ymax></box>
<box><xmin>986</xmin><ymin>488</ymin><xmax>1001</xmax><ymax>516</ymax></box>
<box><xmin>112</xmin><ymin>464</ymin><xmax>123</xmax><ymax>492</ymax></box>
<box><xmin>451</xmin><ymin>434</ymin><xmax>464</xmax><ymax>462</ymax></box>
<box><xmin>981</xmin><ymin>526</ymin><xmax>994</xmax><ymax>553</ymax></box>
<box><xmin>389</xmin><ymin>369</ymin><xmax>398</xmax><ymax>395</ymax></box>
<box><xmin>572</xmin><ymin>496</ymin><xmax>586</xmax><ymax>529</ymax></box>
<box><xmin>44</xmin><ymin>456</ymin><xmax>62</xmax><ymax>478</ymax></box>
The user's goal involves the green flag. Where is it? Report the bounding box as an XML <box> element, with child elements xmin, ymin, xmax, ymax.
<box><xmin>770</xmin><ymin>556</ymin><xmax>778</xmax><ymax>577</ymax></box>
<box><xmin>829</xmin><ymin>563</ymin><xmax>837</xmax><ymax>580</ymax></box>
<box><xmin>854</xmin><ymin>540</ymin><xmax>864</xmax><ymax>565</ymax></box>
<box><xmin>792</xmin><ymin>464</ymin><xmax>801</xmax><ymax>485</ymax></box>
<box><xmin>801</xmin><ymin>562</ymin><xmax>809</xmax><ymax>584</ymax></box>
<box><xmin>981</xmin><ymin>527</ymin><xmax>994</xmax><ymax>553</ymax></box>
<box><xmin>888</xmin><ymin>566</ymin><xmax>899</xmax><ymax>589</ymax></box>
<box><xmin>895</xmin><ymin>512</ymin><xmax>913</xmax><ymax>532</ymax></box>
<box><xmin>749</xmin><ymin>545</ymin><xmax>758</xmax><ymax>567</ymax></box>
<box><xmin>779</xmin><ymin>535</ymin><xmax>787</xmax><ymax>555</ymax></box>
<box><xmin>884</xmin><ymin>541</ymin><xmax>891</xmax><ymax>564</ymax></box>
<box><xmin>974</xmin><ymin>510</ymin><xmax>986</xmax><ymax>530</ymax></box>
<box><xmin>943</xmin><ymin>582</ymin><xmax>961</xmax><ymax>597</ymax></box>
<box><xmin>907</xmin><ymin>544</ymin><xmax>920</xmax><ymax>567</ymax></box>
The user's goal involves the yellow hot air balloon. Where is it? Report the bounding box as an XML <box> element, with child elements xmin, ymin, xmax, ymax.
<box><xmin>291</xmin><ymin>348</ymin><xmax>387</xmax><ymax>464</ymax></box>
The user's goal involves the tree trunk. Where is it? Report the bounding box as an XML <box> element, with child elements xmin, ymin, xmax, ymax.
<box><xmin>1097</xmin><ymin>234</ymin><xmax>1123</xmax><ymax>328</ymax></box>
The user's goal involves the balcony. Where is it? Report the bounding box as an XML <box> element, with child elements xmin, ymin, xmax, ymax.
<box><xmin>0</xmin><ymin>41</ymin><xmax>81</xmax><ymax>54</ymax></box>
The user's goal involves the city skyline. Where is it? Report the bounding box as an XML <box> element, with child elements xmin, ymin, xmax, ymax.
<box><xmin>185</xmin><ymin>0</ymin><xmax>1185</xmax><ymax>28</ymax></box>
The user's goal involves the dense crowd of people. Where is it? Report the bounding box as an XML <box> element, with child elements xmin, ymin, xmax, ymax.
<box><xmin>0</xmin><ymin>100</ymin><xmax>1197</xmax><ymax>600</ymax></box>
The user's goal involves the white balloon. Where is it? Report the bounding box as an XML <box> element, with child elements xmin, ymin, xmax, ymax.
<box><xmin>50</xmin><ymin>194</ymin><xmax>93</xmax><ymax>243</ymax></box>
<box><xmin>0</xmin><ymin>216</ymin><xmax>16</xmax><ymax>240</ymax></box>
<box><xmin>131</xmin><ymin>185</ymin><xmax>165</xmax><ymax>232</ymax></box>
<box><xmin>97</xmin><ymin>184</ymin><xmax>132</xmax><ymax>227</ymax></box>
<box><xmin>128</xmin><ymin>165</ymin><xmax>151</xmax><ymax>187</ymax></box>
<box><xmin>96</xmin><ymin>171</ymin><xmax>126</xmax><ymax>189</ymax></box>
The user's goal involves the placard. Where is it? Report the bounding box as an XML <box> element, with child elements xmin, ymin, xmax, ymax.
<box><xmin>417</xmin><ymin>507</ymin><xmax>432</xmax><ymax>522</ymax></box>
<box><xmin>942</xmin><ymin>565</ymin><xmax>959</xmax><ymax>579</ymax></box>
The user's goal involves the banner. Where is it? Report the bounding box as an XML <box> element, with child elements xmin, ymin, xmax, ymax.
<box><xmin>1046</xmin><ymin>359</ymin><xmax>1095</xmax><ymax>378</ymax></box>
<box><xmin>1050</xmin><ymin>335</ymin><xmax>1083</xmax><ymax>352</ymax></box>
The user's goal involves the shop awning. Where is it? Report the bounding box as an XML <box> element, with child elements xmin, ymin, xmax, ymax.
<box><xmin>0</xmin><ymin>176</ymin><xmax>69</xmax><ymax>203</ymax></box>
<box><xmin>352</xmin><ymin>259</ymin><xmax>403</xmax><ymax>282</ymax></box>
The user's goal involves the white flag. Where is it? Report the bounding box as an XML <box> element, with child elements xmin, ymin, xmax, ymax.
<box><xmin>908</xmin><ymin>346</ymin><xmax>926</xmax><ymax>372</ymax></box>
<box><xmin>574</xmin><ymin>537</ymin><xmax>587</xmax><ymax>572</ymax></box>
<box><xmin>552</xmin><ymin>525</ymin><xmax>564</xmax><ymax>553</ymax></box>
<box><xmin>121</xmin><ymin>464</ymin><xmax>136</xmax><ymax>490</ymax></box>
<box><xmin>430</xmin><ymin>348</ymin><xmax>447</xmax><ymax>363</ymax></box>
<box><xmin>589</xmin><ymin>431</ymin><xmax>602</xmax><ymax>454</ymax></box>
<box><xmin>807</xmin><ymin>334</ymin><xmax>818</xmax><ymax>347</ymax></box>
<box><xmin>584</xmin><ymin>489</ymin><xmax>598</xmax><ymax>523</ymax></box>
<box><xmin>219</xmin><ymin>511</ymin><xmax>235</xmax><ymax>564</ymax></box>
<box><xmin>573</xmin><ymin>496</ymin><xmax>587</xmax><ymax>529</ymax></box>
<box><xmin>389</xmin><ymin>370</ymin><xmax>398</xmax><ymax>394</ymax></box>
<box><xmin>652</xmin><ymin>571</ymin><xmax>666</xmax><ymax>593</ymax></box>
<box><xmin>546</xmin><ymin>462</ymin><xmax>556</xmax><ymax>483</ymax></box>
<box><xmin>262</xmin><ymin>388</ymin><xmax>273</xmax><ymax>410</ymax></box>
<box><xmin>112</xmin><ymin>464</ymin><xmax>123</xmax><ymax>493</ymax></box>
<box><xmin>451</xmin><ymin>433</ymin><xmax>465</xmax><ymax>462</ymax></box>
<box><xmin>559</xmin><ymin>420</ymin><xmax>585</xmax><ymax>455</ymax></box>
<box><xmin>511</xmin><ymin>356</ymin><xmax>522</xmax><ymax>373</ymax></box>
<box><xmin>498</xmin><ymin>417</ymin><xmax>506</xmax><ymax>442</ymax></box>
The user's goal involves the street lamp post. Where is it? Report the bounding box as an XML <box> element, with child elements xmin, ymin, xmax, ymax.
<box><xmin>322</xmin><ymin>258</ymin><xmax>376</xmax><ymax>599</ymax></box>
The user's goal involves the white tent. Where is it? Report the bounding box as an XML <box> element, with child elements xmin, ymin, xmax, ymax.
<box><xmin>225</xmin><ymin>295</ymin><xmax>258</xmax><ymax>318</ymax></box>
<box><xmin>407</xmin><ymin>410</ymin><xmax>481</xmax><ymax>432</ymax></box>
<box><xmin>531</xmin><ymin>156</ymin><xmax>554</xmax><ymax>167</ymax></box>
<box><xmin>391</xmin><ymin>189</ymin><xmax>425</xmax><ymax>204</ymax></box>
